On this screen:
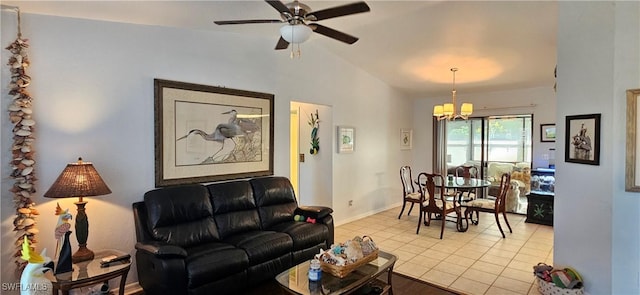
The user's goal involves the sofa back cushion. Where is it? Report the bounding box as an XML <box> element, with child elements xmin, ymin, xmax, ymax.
<box><xmin>250</xmin><ymin>177</ymin><xmax>298</xmax><ymax>229</ymax></box>
<box><xmin>487</xmin><ymin>162</ymin><xmax>514</xmax><ymax>180</ymax></box>
<box><xmin>207</xmin><ymin>180</ymin><xmax>261</xmax><ymax>239</ymax></box>
<box><xmin>144</xmin><ymin>184</ymin><xmax>219</xmax><ymax>247</ymax></box>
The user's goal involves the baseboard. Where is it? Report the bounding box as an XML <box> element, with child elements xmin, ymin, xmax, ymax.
<box><xmin>335</xmin><ymin>202</ymin><xmax>402</xmax><ymax>226</ymax></box>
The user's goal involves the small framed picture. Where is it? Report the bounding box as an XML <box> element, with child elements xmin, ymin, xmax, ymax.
<box><xmin>400</xmin><ymin>129</ymin><xmax>413</xmax><ymax>150</ymax></box>
<box><xmin>337</xmin><ymin>126</ymin><xmax>355</xmax><ymax>153</ymax></box>
<box><xmin>540</xmin><ymin>124</ymin><xmax>556</xmax><ymax>142</ymax></box>
<box><xmin>565</xmin><ymin>114</ymin><xmax>601</xmax><ymax>165</ymax></box>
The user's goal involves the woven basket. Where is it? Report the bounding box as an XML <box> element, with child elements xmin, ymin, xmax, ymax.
<box><xmin>320</xmin><ymin>249</ymin><xmax>379</xmax><ymax>278</ymax></box>
<box><xmin>536</xmin><ymin>277</ymin><xmax>584</xmax><ymax>295</ymax></box>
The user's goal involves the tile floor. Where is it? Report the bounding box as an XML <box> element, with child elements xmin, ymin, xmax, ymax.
<box><xmin>334</xmin><ymin>207</ymin><xmax>553</xmax><ymax>295</ymax></box>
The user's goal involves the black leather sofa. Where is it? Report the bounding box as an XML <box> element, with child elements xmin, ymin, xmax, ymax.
<box><xmin>132</xmin><ymin>176</ymin><xmax>334</xmax><ymax>295</ymax></box>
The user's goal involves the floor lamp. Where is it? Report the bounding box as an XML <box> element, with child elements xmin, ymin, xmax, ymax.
<box><xmin>44</xmin><ymin>157</ymin><xmax>111</xmax><ymax>263</ymax></box>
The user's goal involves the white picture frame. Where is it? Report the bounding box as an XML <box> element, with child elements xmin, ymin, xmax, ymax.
<box><xmin>401</xmin><ymin>129</ymin><xmax>413</xmax><ymax>150</ymax></box>
<box><xmin>337</xmin><ymin>126</ymin><xmax>355</xmax><ymax>153</ymax></box>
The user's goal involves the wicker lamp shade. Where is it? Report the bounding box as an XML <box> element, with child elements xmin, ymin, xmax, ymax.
<box><xmin>44</xmin><ymin>157</ymin><xmax>111</xmax><ymax>263</ymax></box>
<box><xmin>44</xmin><ymin>158</ymin><xmax>111</xmax><ymax>199</ymax></box>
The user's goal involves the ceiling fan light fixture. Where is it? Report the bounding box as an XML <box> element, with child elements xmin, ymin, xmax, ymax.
<box><xmin>280</xmin><ymin>24</ymin><xmax>312</xmax><ymax>44</ymax></box>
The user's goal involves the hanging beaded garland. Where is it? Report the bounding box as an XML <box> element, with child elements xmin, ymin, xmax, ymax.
<box><xmin>5</xmin><ymin>7</ymin><xmax>39</xmax><ymax>275</ymax></box>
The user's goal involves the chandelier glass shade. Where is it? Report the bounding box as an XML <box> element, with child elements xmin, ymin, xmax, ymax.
<box><xmin>280</xmin><ymin>24</ymin><xmax>312</xmax><ymax>44</ymax></box>
<box><xmin>433</xmin><ymin>68</ymin><xmax>473</xmax><ymax>120</ymax></box>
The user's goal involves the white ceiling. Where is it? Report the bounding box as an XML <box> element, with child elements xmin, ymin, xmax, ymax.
<box><xmin>1</xmin><ymin>0</ymin><xmax>558</xmax><ymax>98</ymax></box>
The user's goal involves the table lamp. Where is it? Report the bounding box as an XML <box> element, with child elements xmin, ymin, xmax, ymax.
<box><xmin>44</xmin><ymin>157</ymin><xmax>111</xmax><ymax>263</ymax></box>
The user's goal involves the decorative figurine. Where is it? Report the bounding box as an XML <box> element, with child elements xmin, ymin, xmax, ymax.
<box><xmin>20</xmin><ymin>236</ymin><xmax>53</xmax><ymax>295</ymax></box>
<box><xmin>54</xmin><ymin>203</ymin><xmax>73</xmax><ymax>274</ymax></box>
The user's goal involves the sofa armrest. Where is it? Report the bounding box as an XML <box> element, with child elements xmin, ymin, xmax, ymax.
<box><xmin>135</xmin><ymin>243</ymin><xmax>188</xmax><ymax>295</ymax></box>
<box><xmin>135</xmin><ymin>242</ymin><xmax>187</xmax><ymax>258</ymax></box>
<box><xmin>296</xmin><ymin>206</ymin><xmax>333</xmax><ymax>219</ymax></box>
<box><xmin>294</xmin><ymin>206</ymin><xmax>334</xmax><ymax>247</ymax></box>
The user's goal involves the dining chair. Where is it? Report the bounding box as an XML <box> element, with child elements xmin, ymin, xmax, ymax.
<box><xmin>454</xmin><ymin>165</ymin><xmax>479</xmax><ymax>200</ymax></box>
<box><xmin>398</xmin><ymin>166</ymin><xmax>421</xmax><ymax>219</ymax></box>
<box><xmin>416</xmin><ymin>172</ymin><xmax>462</xmax><ymax>239</ymax></box>
<box><xmin>461</xmin><ymin>173</ymin><xmax>513</xmax><ymax>238</ymax></box>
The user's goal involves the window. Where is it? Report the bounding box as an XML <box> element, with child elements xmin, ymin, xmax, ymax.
<box><xmin>486</xmin><ymin>116</ymin><xmax>532</xmax><ymax>163</ymax></box>
<box><xmin>445</xmin><ymin>115</ymin><xmax>532</xmax><ymax>168</ymax></box>
<box><xmin>446</xmin><ymin>119</ymin><xmax>482</xmax><ymax>167</ymax></box>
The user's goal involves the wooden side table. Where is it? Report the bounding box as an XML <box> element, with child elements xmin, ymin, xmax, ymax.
<box><xmin>51</xmin><ymin>249</ymin><xmax>131</xmax><ymax>295</ymax></box>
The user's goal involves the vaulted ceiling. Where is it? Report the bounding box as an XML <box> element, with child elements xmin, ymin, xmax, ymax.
<box><xmin>2</xmin><ymin>1</ymin><xmax>557</xmax><ymax>98</ymax></box>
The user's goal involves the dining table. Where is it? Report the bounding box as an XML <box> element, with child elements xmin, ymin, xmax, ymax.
<box><xmin>448</xmin><ymin>177</ymin><xmax>492</xmax><ymax>230</ymax></box>
<box><xmin>418</xmin><ymin>176</ymin><xmax>491</xmax><ymax>232</ymax></box>
<box><xmin>440</xmin><ymin>176</ymin><xmax>491</xmax><ymax>197</ymax></box>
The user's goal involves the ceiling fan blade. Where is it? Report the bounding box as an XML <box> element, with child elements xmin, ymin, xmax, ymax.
<box><xmin>214</xmin><ymin>19</ymin><xmax>283</xmax><ymax>25</ymax></box>
<box><xmin>275</xmin><ymin>36</ymin><xmax>290</xmax><ymax>50</ymax></box>
<box><xmin>306</xmin><ymin>2</ymin><xmax>370</xmax><ymax>21</ymax></box>
<box><xmin>309</xmin><ymin>24</ymin><xmax>359</xmax><ymax>44</ymax></box>
<box><xmin>265</xmin><ymin>0</ymin><xmax>291</xmax><ymax>14</ymax></box>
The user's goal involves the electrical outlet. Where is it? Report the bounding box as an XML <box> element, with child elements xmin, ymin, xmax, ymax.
<box><xmin>348</xmin><ymin>200</ymin><xmax>353</xmax><ymax>206</ymax></box>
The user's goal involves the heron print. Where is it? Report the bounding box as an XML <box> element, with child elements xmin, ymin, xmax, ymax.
<box><xmin>175</xmin><ymin>102</ymin><xmax>264</xmax><ymax>165</ymax></box>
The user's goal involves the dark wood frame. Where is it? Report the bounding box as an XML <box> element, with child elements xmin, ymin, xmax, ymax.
<box><xmin>154</xmin><ymin>79</ymin><xmax>274</xmax><ymax>186</ymax></box>
<box><xmin>625</xmin><ymin>89</ymin><xmax>640</xmax><ymax>192</ymax></box>
<box><xmin>565</xmin><ymin>113</ymin><xmax>601</xmax><ymax>165</ymax></box>
<box><xmin>540</xmin><ymin>123</ymin><xmax>556</xmax><ymax>142</ymax></box>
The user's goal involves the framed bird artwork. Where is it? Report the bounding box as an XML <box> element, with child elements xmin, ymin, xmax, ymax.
<box><xmin>154</xmin><ymin>79</ymin><xmax>274</xmax><ymax>186</ymax></box>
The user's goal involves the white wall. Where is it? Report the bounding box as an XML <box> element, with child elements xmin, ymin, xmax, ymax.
<box><xmin>556</xmin><ymin>1</ymin><xmax>640</xmax><ymax>294</ymax></box>
<box><xmin>0</xmin><ymin>13</ymin><xmax>412</xmax><ymax>289</ymax></box>
<box><xmin>413</xmin><ymin>86</ymin><xmax>557</xmax><ymax>173</ymax></box>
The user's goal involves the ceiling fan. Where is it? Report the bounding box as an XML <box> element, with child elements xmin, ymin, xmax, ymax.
<box><xmin>214</xmin><ymin>0</ymin><xmax>370</xmax><ymax>50</ymax></box>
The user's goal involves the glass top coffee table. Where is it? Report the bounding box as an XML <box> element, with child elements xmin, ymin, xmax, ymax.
<box><xmin>275</xmin><ymin>250</ymin><xmax>397</xmax><ymax>295</ymax></box>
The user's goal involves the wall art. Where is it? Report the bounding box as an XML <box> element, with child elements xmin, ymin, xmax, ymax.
<box><xmin>540</xmin><ymin>124</ymin><xmax>556</xmax><ymax>142</ymax></box>
<box><xmin>625</xmin><ymin>89</ymin><xmax>640</xmax><ymax>191</ymax></box>
<box><xmin>400</xmin><ymin>129</ymin><xmax>413</xmax><ymax>150</ymax></box>
<box><xmin>154</xmin><ymin>79</ymin><xmax>274</xmax><ymax>186</ymax></box>
<box><xmin>337</xmin><ymin>126</ymin><xmax>355</xmax><ymax>153</ymax></box>
<box><xmin>565</xmin><ymin>113</ymin><xmax>600</xmax><ymax>165</ymax></box>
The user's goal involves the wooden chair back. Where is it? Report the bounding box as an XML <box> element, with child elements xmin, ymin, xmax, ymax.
<box><xmin>494</xmin><ymin>173</ymin><xmax>511</xmax><ymax>212</ymax></box>
<box><xmin>416</xmin><ymin>172</ymin><xmax>460</xmax><ymax>239</ymax></box>
<box><xmin>400</xmin><ymin>166</ymin><xmax>416</xmax><ymax>196</ymax></box>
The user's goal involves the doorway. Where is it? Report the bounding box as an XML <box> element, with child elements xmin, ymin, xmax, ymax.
<box><xmin>289</xmin><ymin>102</ymin><xmax>333</xmax><ymax>207</ymax></box>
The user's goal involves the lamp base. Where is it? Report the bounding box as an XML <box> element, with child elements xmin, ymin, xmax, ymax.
<box><xmin>72</xmin><ymin>244</ymin><xmax>94</xmax><ymax>263</ymax></box>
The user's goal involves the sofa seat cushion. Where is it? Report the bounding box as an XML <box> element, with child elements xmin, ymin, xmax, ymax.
<box><xmin>223</xmin><ymin>231</ymin><xmax>293</xmax><ymax>265</ymax></box>
<box><xmin>268</xmin><ymin>221</ymin><xmax>328</xmax><ymax>251</ymax></box>
<box><xmin>185</xmin><ymin>242</ymin><xmax>249</xmax><ymax>288</ymax></box>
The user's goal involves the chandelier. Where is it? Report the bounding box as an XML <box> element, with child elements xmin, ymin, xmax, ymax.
<box><xmin>433</xmin><ymin>68</ymin><xmax>473</xmax><ymax>120</ymax></box>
